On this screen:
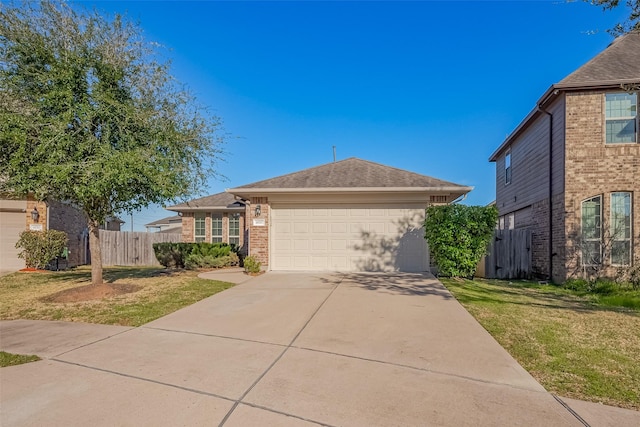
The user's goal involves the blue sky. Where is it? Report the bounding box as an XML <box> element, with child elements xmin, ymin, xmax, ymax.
<box><xmin>85</xmin><ymin>1</ymin><xmax>626</xmax><ymax>230</ymax></box>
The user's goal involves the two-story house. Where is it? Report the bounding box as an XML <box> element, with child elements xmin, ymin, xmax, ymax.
<box><xmin>490</xmin><ymin>32</ymin><xmax>640</xmax><ymax>283</ymax></box>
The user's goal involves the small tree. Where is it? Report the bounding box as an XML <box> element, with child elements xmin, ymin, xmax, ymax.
<box><xmin>585</xmin><ymin>0</ymin><xmax>640</xmax><ymax>36</ymax></box>
<box><xmin>16</xmin><ymin>230</ymin><xmax>68</xmax><ymax>270</ymax></box>
<box><xmin>0</xmin><ymin>1</ymin><xmax>225</xmax><ymax>285</ymax></box>
<box><xmin>424</xmin><ymin>204</ymin><xmax>498</xmax><ymax>278</ymax></box>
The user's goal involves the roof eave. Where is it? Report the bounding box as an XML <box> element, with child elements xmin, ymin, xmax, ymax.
<box><xmin>227</xmin><ymin>186</ymin><xmax>473</xmax><ymax>197</ymax></box>
<box><xmin>166</xmin><ymin>205</ymin><xmax>245</xmax><ymax>212</ymax></box>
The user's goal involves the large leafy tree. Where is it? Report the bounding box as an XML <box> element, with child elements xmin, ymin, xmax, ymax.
<box><xmin>0</xmin><ymin>1</ymin><xmax>225</xmax><ymax>285</ymax></box>
<box><xmin>587</xmin><ymin>0</ymin><xmax>640</xmax><ymax>35</ymax></box>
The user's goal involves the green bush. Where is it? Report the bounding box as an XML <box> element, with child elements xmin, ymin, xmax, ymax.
<box><xmin>184</xmin><ymin>252</ymin><xmax>239</xmax><ymax>269</ymax></box>
<box><xmin>424</xmin><ymin>204</ymin><xmax>498</xmax><ymax>278</ymax></box>
<box><xmin>243</xmin><ymin>256</ymin><xmax>261</xmax><ymax>274</ymax></box>
<box><xmin>153</xmin><ymin>242</ymin><xmax>238</xmax><ymax>269</ymax></box>
<box><xmin>15</xmin><ymin>230</ymin><xmax>68</xmax><ymax>270</ymax></box>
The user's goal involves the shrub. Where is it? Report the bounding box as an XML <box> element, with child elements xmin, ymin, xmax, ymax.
<box><xmin>243</xmin><ymin>256</ymin><xmax>261</xmax><ymax>274</ymax></box>
<box><xmin>184</xmin><ymin>252</ymin><xmax>240</xmax><ymax>270</ymax></box>
<box><xmin>424</xmin><ymin>204</ymin><xmax>498</xmax><ymax>278</ymax></box>
<box><xmin>15</xmin><ymin>230</ymin><xmax>68</xmax><ymax>270</ymax></box>
<box><xmin>154</xmin><ymin>242</ymin><xmax>239</xmax><ymax>269</ymax></box>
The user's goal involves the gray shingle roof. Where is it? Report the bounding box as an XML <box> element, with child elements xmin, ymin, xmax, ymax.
<box><xmin>229</xmin><ymin>158</ymin><xmax>469</xmax><ymax>191</ymax></box>
<box><xmin>490</xmin><ymin>32</ymin><xmax>640</xmax><ymax>162</ymax></box>
<box><xmin>144</xmin><ymin>215</ymin><xmax>182</xmax><ymax>227</ymax></box>
<box><xmin>558</xmin><ymin>32</ymin><xmax>640</xmax><ymax>87</ymax></box>
<box><xmin>167</xmin><ymin>192</ymin><xmax>245</xmax><ymax>210</ymax></box>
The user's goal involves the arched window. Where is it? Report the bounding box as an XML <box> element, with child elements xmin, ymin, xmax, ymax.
<box><xmin>581</xmin><ymin>196</ymin><xmax>602</xmax><ymax>266</ymax></box>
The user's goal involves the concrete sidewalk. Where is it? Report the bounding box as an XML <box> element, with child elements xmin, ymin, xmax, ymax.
<box><xmin>2</xmin><ymin>271</ymin><xmax>639</xmax><ymax>426</ymax></box>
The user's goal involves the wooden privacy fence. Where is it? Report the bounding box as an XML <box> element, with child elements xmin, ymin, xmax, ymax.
<box><xmin>99</xmin><ymin>230</ymin><xmax>182</xmax><ymax>266</ymax></box>
<box><xmin>483</xmin><ymin>229</ymin><xmax>532</xmax><ymax>279</ymax></box>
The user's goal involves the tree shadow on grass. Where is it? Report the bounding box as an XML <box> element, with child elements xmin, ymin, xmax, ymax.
<box><xmin>36</xmin><ymin>266</ymin><xmax>173</xmax><ymax>284</ymax></box>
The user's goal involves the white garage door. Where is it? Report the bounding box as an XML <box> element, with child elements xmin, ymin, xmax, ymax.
<box><xmin>271</xmin><ymin>204</ymin><xmax>429</xmax><ymax>272</ymax></box>
<box><xmin>0</xmin><ymin>200</ymin><xmax>27</xmax><ymax>272</ymax></box>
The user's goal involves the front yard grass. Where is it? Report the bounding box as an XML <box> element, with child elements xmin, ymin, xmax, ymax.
<box><xmin>440</xmin><ymin>278</ymin><xmax>640</xmax><ymax>411</ymax></box>
<box><xmin>0</xmin><ymin>266</ymin><xmax>234</xmax><ymax>326</ymax></box>
<box><xmin>0</xmin><ymin>351</ymin><xmax>40</xmax><ymax>367</ymax></box>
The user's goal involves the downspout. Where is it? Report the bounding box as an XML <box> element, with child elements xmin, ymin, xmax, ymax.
<box><xmin>538</xmin><ymin>105</ymin><xmax>554</xmax><ymax>282</ymax></box>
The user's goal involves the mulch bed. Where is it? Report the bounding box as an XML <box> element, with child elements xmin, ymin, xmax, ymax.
<box><xmin>42</xmin><ymin>283</ymin><xmax>142</xmax><ymax>303</ymax></box>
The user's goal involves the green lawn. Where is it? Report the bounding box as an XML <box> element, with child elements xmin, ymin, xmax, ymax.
<box><xmin>0</xmin><ymin>351</ymin><xmax>40</xmax><ymax>367</ymax></box>
<box><xmin>440</xmin><ymin>278</ymin><xmax>640</xmax><ymax>411</ymax></box>
<box><xmin>0</xmin><ymin>266</ymin><xmax>234</xmax><ymax>326</ymax></box>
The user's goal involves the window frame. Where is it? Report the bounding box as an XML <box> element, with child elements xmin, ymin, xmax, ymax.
<box><xmin>610</xmin><ymin>192</ymin><xmax>632</xmax><ymax>266</ymax></box>
<box><xmin>605</xmin><ymin>92</ymin><xmax>637</xmax><ymax>144</ymax></box>
<box><xmin>229</xmin><ymin>213</ymin><xmax>240</xmax><ymax>246</ymax></box>
<box><xmin>211</xmin><ymin>214</ymin><xmax>223</xmax><ymax>243</ymax></box>
<box><xmin>581</xmin><ymin>195</ymin><xmax>602</xmax><ymax>266</ymax></box>
<box><xmin>194</xmin><ymin>213</ymin><xmax>206</xmax><ymax>243</ymax></box>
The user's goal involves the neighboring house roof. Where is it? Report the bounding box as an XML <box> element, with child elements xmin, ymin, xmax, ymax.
<box><xmin>489</xmin><ymin>32</ymin><xmax>640</xmax><ymax>162</ymax></box>
<box><xmin>227</xmin><ymin>157</ymin><xmax>472</xmax><ymax>196</ymax></box>
<box><xmin>167</xmin><ymin>191</ymin><xmax>245</xmax><ymax>212</ymax></box>
<box><xmin>144</xmin><ymin>215</ymin><xmax>182</xmax><ymax>228</ymax></box>
<box><xmin>157</xmin><ymin>226</ymin><xmax>182</xmax><ymax>234</ymax></box>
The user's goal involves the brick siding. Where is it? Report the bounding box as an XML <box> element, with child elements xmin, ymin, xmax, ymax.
<box><xmin>563</xmin><ymin>91</ymin><xmax>640</xmax><ymax>279</ymax></box>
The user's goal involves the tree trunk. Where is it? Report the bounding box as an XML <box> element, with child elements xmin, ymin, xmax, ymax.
<box><xmin>88</xmin><ymin>221</ymin><xmax>103</xmax><ymax>285</ymax></box>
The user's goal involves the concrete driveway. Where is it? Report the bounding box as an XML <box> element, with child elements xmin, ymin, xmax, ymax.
<box><xmin>2</xmin><ymin>272</ymin><xmax>638</xmax><ymax>426</ymax></box>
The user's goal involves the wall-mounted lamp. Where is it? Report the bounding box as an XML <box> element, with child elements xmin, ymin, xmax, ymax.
<box><xmin>31</xmin><ymin>207</ymin><xmax>40</xmax><ymax>222</ymax></box>
<box><xmin>255</xmin><ymin>204</ymin><xmax>261</xmax><ymax>217</ymax></box>
<box><xmin>232</xmin><ymin>212</ymin><xmax>241</xmax><ymax>219</ymax></box>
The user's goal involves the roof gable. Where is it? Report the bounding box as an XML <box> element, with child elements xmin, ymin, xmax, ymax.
<box><xmin>229</xmin><ymin>158</ymin><xmax>468</xmax><ymax>191</ymax></box>
<box><xmin>558</xmin><ymin>32</ymin><xmax>640</xmax><ymax>87</ymax></box>
<box><xmin>167</xmin><ymin>191</ymin><xmax>245</xmax><ymax>210</ymax></box>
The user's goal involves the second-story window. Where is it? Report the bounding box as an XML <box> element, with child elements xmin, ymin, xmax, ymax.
<box><xmin>505</xmin><ymin>151</ymin><xmax>511</xmax><ymax>185</ymax></box>
<box><xmin>605</xmin><ymin>92</ymin><xmax>637</xmax><ymax>144</ymax></box>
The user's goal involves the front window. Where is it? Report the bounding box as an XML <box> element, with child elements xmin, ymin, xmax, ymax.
<box><xmin>211</xmin><ymin>214</ymin><xmax>223</xmax><ymax>243</ymax></box>
<box><xmin>505</xmin><ymin>151</ymin><xmax>511</xmax><ymax>184</ymax></box>
<box><xmin>581</xmin><ymin>196</ymin><xmax>602</xmax><ymax>266</ymax></box>
<box><xmin>611</xmin><ymin>192</ymin><xmax>632</xmax><ymax>265</ymax></box>
<box><xmin>229</xmin><ymin>214</ymin><xmax>240</xmax><ymax>246</ymax></box>
<box><xmin>606</xmin><ymin>93</ymin><xmax>637</xmax><ymax>144</ymax></box>
<box><xmin>194</xmin><ymin>213</ymin><xmax>206</xmax><ymax>242</ymax></box>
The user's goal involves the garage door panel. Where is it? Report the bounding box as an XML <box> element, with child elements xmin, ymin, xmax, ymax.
<box><xmin>0</xmin><ymin>208</ymin><xmax>27</xmax><ymax>272</ymax></box>
<box><xmin>271</xmin><ymin>204</ymin><xmax>429</xmax><ymax>272</ymax></box>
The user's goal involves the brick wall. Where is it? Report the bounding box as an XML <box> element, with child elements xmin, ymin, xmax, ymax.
<box><xmin>46</xmin><ymin>200</ymin><xmax>88</xmax><ymax>267</ymax></box>
<box><xmin>247</xmin><ymin>197</ymin><xmax>269</xmax><ymax>268</ymax></box>
<box><xmin>181</xmin><ymin>213</ymin><xmax>194</xmax><ymax>242</ymax></box>
<box><xmin>563</xmin><ymin>91</ymin><xmax>640</xmax><ymax>279</ymax></box>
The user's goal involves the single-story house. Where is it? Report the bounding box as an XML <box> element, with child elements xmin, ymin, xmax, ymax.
<box><xmin>0</xmin><ymin>196</ymin><xmax>122</xmax><ymax>272</ymax></box>
<box><xmin>144</xmin><ymin>215</ymin><xmax>183</xmax><ymax>234</ymax></box>
<box><xmin>169</xmin><ymin>158</ymin><xmax>472</xmax><ymax>272</ymax></box>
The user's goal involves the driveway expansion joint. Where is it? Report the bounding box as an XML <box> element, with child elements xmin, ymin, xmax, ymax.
<box><xmin>218</xmin><ymin>273</ymin><xmax>345</xmax><ymax>427</ymax></box>
<box><xmin>50</xmin><ymin>326</ymin><xmax>136</xmax><ymax>359</ymax></box>
<box><xmin>553</xmin><ymin>395</ymin><xmax>591</xmax><ymax>427</ymax></box>
<box><xmin>51</xmin><ymin>358</ymin><xmax>236</xmax><ymax>403</ymax></box>
<box><xmin>140</xmin><ymin>325</ymin><xmax>288</xmax><ymax>348</ymax></box>
<box><xmin>290</xmin><ymin>345</ymin><xmax>550</xmax><ymax>394</ymax></box>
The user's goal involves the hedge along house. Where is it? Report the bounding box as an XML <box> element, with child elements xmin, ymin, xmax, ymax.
<box><xmin>167</xmin><ymin>192</ymin><xmax>247</xmax><ymax>247</ymax></box>
<box><xmin>224</xmin><ymin>158</ymin><xmax>473</xmax><ymax>272</ymax></box>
